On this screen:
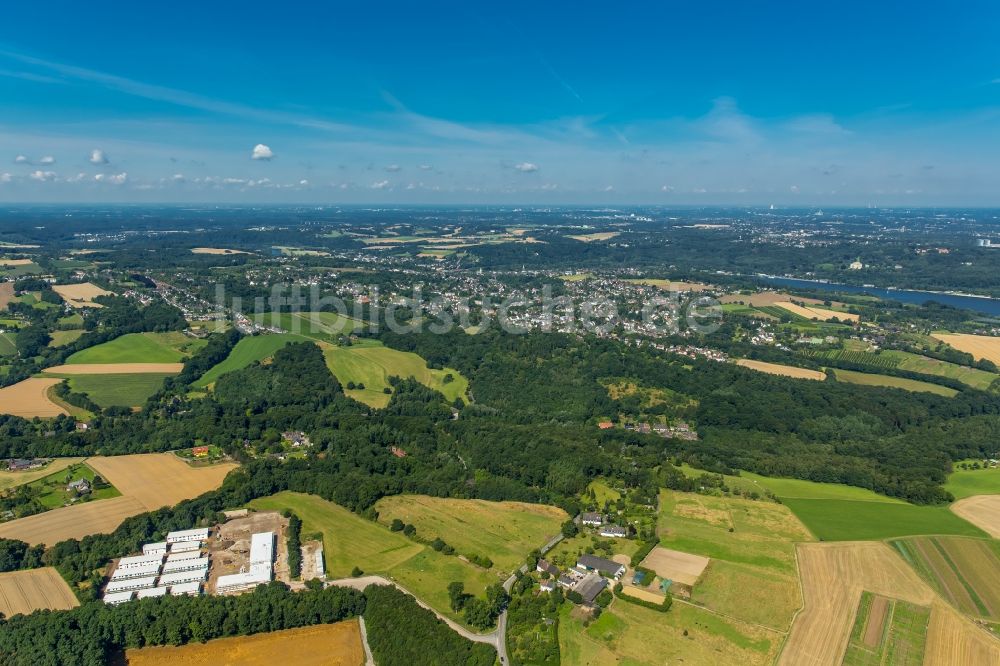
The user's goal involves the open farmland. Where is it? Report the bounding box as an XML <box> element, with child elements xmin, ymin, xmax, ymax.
<box><xmin>48</xmin><ymin>329</ymin><xmax>85</xmax><ymax>347</ymax></box>
<box><xmin>249</xmin><ymin>492</ymin><xmax>496</xmax><ymax>624</ymax></box>
<box><xmin>62</xmin><ymin>372</ymin><xmax>173</xmax><ymax>407</ymax></box>
<box><xmin>780</xmin><ymin>496</ymin><xmax>983</xmax><ymax>541</ymax></box>
<box><xmin>720</xmin><ymin>291</ymin><xmax>844</xmax><ymax>307</ymax></box>
<box><xmin>932</xmin><ymin>333</ymin><xmax>1000</xmax><ymax>366</ymax></box>
<box><xmin>624</xmin><ymin>278</ymin><xmax>711</xmax><ymax>291</ymax></box>
<box><xmin>658</xmin><ymin>490</ymin><xmax>809</xmax><ymax>631</ymax></box>
<box><xmin>65</xmin><ymin>331</ymin><xmax>201</xmax><ymax>364</ymax></box>
<box><xmin>559</xmin><ymin>590</ymin><xmax>783</xmax><ymax>666</ymax></box>
<box><xmin>946</xmin><ymin>464</ymin><xmax>1000</xmax><ymax>499</ymax></box>
<box><xmin>0</xmin><ymin>457</ymin><xmax>85</xmax><ymax>492</ymax></box>
<box><xmin>46</xmin><ymin>363</ymin><xmax>184</xmax><ymax>374</ymax></box>
<box><xmin>832</xmin><ymin>368</ymin><xmax>958</xmax><ymax>397</ymax></box>
<box><xmin>0</xmin><ymin>567</ymin><xmax>78</xmax><ymax>617</ymax></box>
<box><xmin>638</xmin><ymin>546</ymin><xmax>709</xmax><ymax>586</ymax></box>
<box><xmin>0</xmin><ymin>377</ymin><xmax>68</xmax><ymax>417</ymax></box>
<box><xmin>842</xmin><ymin>591</ymin><xmax>931</xmax><ymax>666</ymax></box>
<box><xmin>0</xmin><ymin>259</ymin><xmax>34</xmax><ymax>267</ymax></box>
<box><xmin>193</xmin><ymin>332</ymin><xmax>304</xmax><ymax>387</ymax></box>
<box><xmin>892</xmin><ymin>536</ymin><xmax>1000</xmax><ymax>620</ymax></box>
<box><xmin>0</xmin><ymin>331</ymin><xmax>16</xmax><ymax>355</ymax></box>
<box><xmin>778</xmin><ymin>542</ymin><xmax>935</xmax><ymax>666</ymax></box>
<box><xmin>52</xmin><ymin>282</ymin><xmax>111</xmax><ymax>308</ymax></box>
<box><xmin>189</xmin><ymin>247</ymin><xmax>248</xmax><ymax>255</ymax></box>
<box><xmin>0</xmin><ymin>282</ymin><xmax>13</xmax><ymax>308</ymax></box>
<box><xmin>126</xmin><ymin>620</ymin><xmax>364</xmax><ymax>666</ymax></box>
<box><xmin>950</xmin><ymin>495</ymin><xmax>1000</xmax><ymax>538</ymax></box>
<box><xmin>774</xmin><ymin>301</ymin><xmax>860</xmax><ymax>322</ymax></box>
<box><xmin>568</xmin><ymin>231</ymin><xmax>620</xmax><ymax>242</ymax></box>
<box><xmin>373</xmin><ymin>494</ymin><xmax>566</xmax><ymax>574</ymax></box>
<box><xmin>736</xmin><ymin>358</ymin><xmax>826</xmax><ymax>380</ymax></box>
<box><xmin>323</xmin><ymin>341</ymin><xmax>468</xmax><ymax>408</ymax></box>
<box><xmin>0</xmin><ymin>453</ymin><xmax>236</xmax><ymax>545</ymax></box>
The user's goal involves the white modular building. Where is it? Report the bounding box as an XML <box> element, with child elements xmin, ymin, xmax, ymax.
<box><xmin>169</xmin><ymin>541</ymin><xmax>201</xmax><ymax>553</ymax></box>
<box><xmin>166</xmin><ymin>550</ymin><xmax>203</xmax><ymax>563</ymax></box>
<box><xmin>110</xmin><ymin>561</ymin><xmax>162</xmax><ymax>580</ymax></box>
<box><xmin>142</xmin><ymin>542</ymin><xmax>168</xmax><ymax>556</ymax></box>
<box><xmin>216</xmin><ymin>532</ymin><xmax>275</xmax><ymax>593</ymax></box>
<box><xmin>165</xmin><ymin>528</ymin><xmax>209</xmax><ymax>544</ymax></box>
<box><xmin>105</xmin><ymin>576</ymin><xmax>157</xmax><ymax>594</ymax></box>
<box><xmin>136</xmin><ymin>586</ymin><xmax>168</xmax><ymax>599</ymax></box>
<box><xmin>157</xmin><ymin>569</ymin><xmax>207</xmax><ymax>586</ymax></box>
<box><xmin>169</xmin><ymin>581</ymin><xmax>201</xmax><ymax>596</ymax></box>
<box><xmin>117</xmin><ymin>553</ymin><xmax>164</xmax><ymax>570</ymax></box>
<box><xmin>103</xmin><ymin>590</ymin><xmax>134</xmax><ymax>605</ymax></box>
<box><xmin>162</xmin><ymin>556</ymin><xmax>209</xmax><ymax>574</ymax></box>
<box><xmin>249</xmin><ymin>531</ymin><xmax>274</xmax><ymax>566</ymax></box>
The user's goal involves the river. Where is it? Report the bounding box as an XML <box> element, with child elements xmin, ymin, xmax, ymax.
<box><xmin>757</xmin><ymin>275</ymin><xmax>1000</xmax><ymax>317</ymax></box>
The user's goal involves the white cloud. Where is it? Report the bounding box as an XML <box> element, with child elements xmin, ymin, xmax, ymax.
<box><xmin>540</xmin><ymin>183</ymin><xmax>558</xmax><ymax>190</ymax></box>
<box><xmin>30</xmin><ymin>170</ymin><xmax>56</xmax><ymax>181</ymax></box>
<box><xmin>89</xmin><ymin>149</ymin><xmax>108</xmax><ymax>165</ymax></box>
<box><xmin>384</xmin><ymin>164</ymin><xmax>402</xmax><ymax>172</ymax></box>
<box><xmin>371</xmin><ymin>180</ymin><xmax>390</xmax><ymax>189</ymax></box>
<box><xmin>172</xmin><ymin>173</ymin><xmax>185</xmax><ymax>182</ymax></box>
<box><xmin>299</xmin><ymin>179</ymin><xmax>309</xmax><ymax>186</ymax></box>
<box><xmin>0</xmin><ymin>172</ymin><xmax>11</xmax><ymax>183</ymax></box>
<box><xmin>514</xmin><ymin>162</ymin><xmax>539</xmax><ymax>172</ymax></box>
<box><xmin>14</xmin><ymin>155</ymin><xmax>29</xmax><ymax>164</ymax></box>
<box><xmin>66</xmin><ymin>172</ymin><xmax>87</xmax><ymax>182</ymax></box>
<box><xmin>661</xmin><ymin>185</ymin><xmax>674</xmax><ymax>192</ymax></box>
<box><xmin>95</xmin><ymin>172</ymin><xmax>127</xmax><ymax>184</ymax></box>
<box><xmin>603</xmin><ymin>185</ymin><xmax>614</xmax><ymax>192</ymax></box>
<box><xmin>38</xmin><ymin>155</ymin><xmax>55</xmax><ymax>165</ymax></box>
<box><xmin>790</xmin><ymin>184</ymin><xmax>800</xmax><ymax>193</ymax></box>
<box><xmin>419</xmin><ymin>164</ymin><xmax>433</xmax><ymax>170</ymax></box>
<box><xmin>251</xmin><ymin>144</ymin><xmax>274</xmax><ymax>160</ymax></box>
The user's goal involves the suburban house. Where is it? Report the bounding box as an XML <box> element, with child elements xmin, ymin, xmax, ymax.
<box><xmin>557</xmin><ymin>574</ymin><xmax>577</xmax><ymax>589</ymax></box>
<box><xmin>191</xmin><ymin>446</ymin><xmax>210</xmax><ymax>458</ymax></box>
<box><xmin>580</xmin><ymin>512</ymin><xmax>604</xmax><ymax>526</ymax></box>
<box><xmin>539</xmin><ymin>578</ymin><xmax>556</xmax><ymax>592</ymax></box>
<box><xmin>575</xmin><ymin>573</ymin><xmax>608</xmax><ymax>604</ymax></box>
<box><xmin>67</xmin><ymin>478</ymin><xmax>91</xmax><ymax>494</ymax></box>
<box><xmin>599</xmin><ymin>524</ymin><xmax>628</xmax><ymax>538</ymax></box>
<box><xmin>577</xmin><ymin>554</ymin><xmax>626</xmax><ymax>579</ymax></box>
<box><xmin>6</xmin><ymin>458</ymin><xmax>46</xmax><ymax>472</ymax></box>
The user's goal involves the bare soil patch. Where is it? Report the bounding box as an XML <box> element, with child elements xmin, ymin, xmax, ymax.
<box><xmin>639</xmin><ymin>546</ymin><xmax>710</xmax><ymax>586</ymax></box>
<box><xmin>0</xmin><ymin>282</ymin><xmax>13</xmax><ymax>308</ymax></box>
<box><xmin>863</xmin><ymin>595</ymin><xmax>890</xmax><ymax>647</ymax></box>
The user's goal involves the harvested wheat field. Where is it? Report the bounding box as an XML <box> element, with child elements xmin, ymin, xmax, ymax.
<box><xmin>779</xmin><ymin>541</ymin><xmax>934</xmax><ymax>666</ymax></box>
<box><xmin>45</xmin><ymin>363</ymin><xmax>184</xmax><ymax>374</ymax></box>
<box><xmin>932</xmin><ymin>333</ymin><xmax>1000</xmax><ymax>367</ymax></box>
<box><xmin>736</xmin><ymin>359</ymin><xmax>827</xmax><ymax>381</ymax></box>
<box><xmin>0</xmin><ymin>377</ymin><xmax>68</xmax><ymax>417</ymax></box>
<box><xmin>0</xmin><ymin>258</ymin><xmax>34</xmax><ymax>267</ymax></box>
<box><xmin>621</xmin><ymin>584</ymin><xmax>666</xmax><ymax>604</ymax></box>
<box><xmin>0</xmin><ymin>282</ymin><xmax>13</xmax><ymax>308</ymax></box>
<box><xmin>0</xmin><ymin>453</ymin><xmax>237</xmax><ymax>545</ymax></box>
<box><xmin>639</xmin><ymin>546</ymin><xmax>710</xmax><ymax>586</ymax></box>
<box><xmin>951</xmin><ymin>495</ymin><xmax>1000</xmax><ymax>538</ymax></box>
<box><xmin>721</xmin><ymin>291</ymin><xmax>843</xmax><ymax>307</ymax></box>
<box><xmin>924</xmin><ymin>599</ymin><xmax>1000</xmax><ymax>665</ymax></box>
<box><xmin>0</xmin><ymin>567</ymin><xmax>78</xmax><ymax>617</ymax></box>
<box><xmin>52</xmin><ymin>282</ymin><xmax>111</xmax><ymax>308</ymax></box>
<box><xmin>190</xmin><ymin>247</ymin><xmax>248</xmax><ymax>255</ymax></box>
<box><xmin>126</xmin><ymin>620</ymin><xmax>365</xmax><ymax>666</ymax></box>
<box><xmin>774</xmin><ymin>301</ymin><xmax>859</xmax><ymax>323</ymax></box>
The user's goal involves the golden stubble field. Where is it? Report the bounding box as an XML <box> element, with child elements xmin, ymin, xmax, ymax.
<box><xmin>736</xmin><ymin>359</ymin><xmax>827</xmax><ymax>381</ymax></box>
<box><xmin>779</xmin><ymin>541</ymin><xmax>1000</xmax><ymax>666</ymax></box>
<box><xmin>950</xmin><ymin>495</ymin><xmax>1000</xmax><ymax>538</ymax></box>
<box><xmin>125</xmin><ymin>620</ymin><xmax>365</xmax><ymax>666</ymax></box>
<box><xmin>932</xmin><ymin>333</ymin><xmax>1000</xmax><ymax>366</ymax></box>
<box><xmin>0</xmin><ymin>453</ymin><xmax>237</xmax><ymax>545</ymax></box>
<box><xmin>52</xmin><ymin>282</ymin><xmax>111</xmax><ymax>308</ymax></box>
<box><xmin>0</xmin><ymin>377</ymin><xmax>68</xmax><ymax>417</ymax></box>
<box><xmin>0</xmin><ymin>282</ymin><xmax>14</xmax><ymax>308</ymax></box>
<box><xmin>773</xmin><ymin>301</ymin><xmax>860</xmax><ymax>323</ymax></box>
<box><xmin>0</xmin><ymin>567</ymin><xmax>78</xmax><ymax>617</ymax></box>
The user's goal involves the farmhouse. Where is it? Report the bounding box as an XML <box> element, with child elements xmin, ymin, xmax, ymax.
<box><xmin>539</xmin><ymin>578</ymin><xmax>556</xmax><ymax>592</ymax></box>
<box><xmin>577</xmin><ymin>554</ymin><xmax>626</xmax><ymax>579</ymax></box>
<box><xmin>166</xmin><ymin>527</ymin><xmax>210</xmax><ymax>544</ymax></box>
<box><xmin>599</xmin><ymin>524</ymin><xmax>628</xmax><ymax>538</ymax></box>
<box><xmin>580</xmin><ymin>512</ymin><xmax>604</xmax><ymax>526</ymax></box>
<box><xmin>66</xmin><ymin>478</ymin><xmax>91</xmax><ymax>494</ymax></box>
<box><xmin>557</xmin><ymin>574</ymin><xmax>577</xmax><ymax>589</ymax></box>
<box><xmin>536</xmin><ymin>558</ymin><xmax>560</xmax><ymax>577</ymax></box>
<box><xmin>575</xmin><ymin>573</ymin><xmax>608</xmax><ymax>605</ymax></box>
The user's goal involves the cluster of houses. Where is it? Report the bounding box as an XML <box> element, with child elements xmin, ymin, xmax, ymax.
<box><xmin>536</xmin><ymin>554</ymin><xmax>626</xmax><ymax>606</ymax></box>
<box><xmin>597</xmin><ymin>421</ymin><xmax>699</xmax><ymax>441</ymax></box>
<box><xmin>580</xmin><ymin>512</ymin><xmax>630</xmax><ymax>538</ymax></box>
<box><xmin>3</xmin><ymin>458</ymin><xmax>49</xmax><ymax>472</ymax></box>
<box><xmin>102</xmin><ymin>528</ymin><xmax>211</xmax><ymax>605</ymax></box>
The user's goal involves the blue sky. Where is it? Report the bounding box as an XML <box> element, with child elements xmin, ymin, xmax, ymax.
<box><xmin>1</xmin><ymin>1</ymin><xmax>999</xmax><ymax>204</ymax></box>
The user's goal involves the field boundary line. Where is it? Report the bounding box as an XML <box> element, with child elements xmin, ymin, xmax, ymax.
<box><xmin>774</xmin><ymin>543</ymin><xmax>806</xmax><ymax>663</ymax></box>
<box><xmin>672</xmin><ymin>596</ymin><xmax>787</xmax><ymax>637</ymax></box>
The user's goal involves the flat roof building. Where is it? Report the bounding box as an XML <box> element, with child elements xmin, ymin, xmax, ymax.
<box><xmin>169</xmin><ymin>581</ymin><xmax>201</xmax><ymax>596</ymax></box>
<box><xmin>106</xmin><ymin>576</ymin><xmax>157</xmax><ymax>594</ymax></box>
<box><xmin>111</xmin><ymin>561</ymin><xmax>162</xmax><ymax>580</ymax></box>
<box><xmin>162</xmin><ymin>557</ymin><xmax>210</xmax><ymax>574</ymax></box>
<box><xmin>136</xmin><ymin>586</ymin><xmax>168</xmax><ymax>600</ymax></box>
<box><xmin>158</xmin><ymin>569</ymin><xmax>207</xmax><ymax>586</ymax></box>
<box><xmin>103</xmin><ymin>590</ymin><xmax>134</xmax><ymax>605</ymax></box>
<box><xmin>166</xmin><ymin>528</ymin><xmax>210</xmax><ymax>544</ymax></box>
<box><xmin>249</xmin><ymin>531</ymin><xmax>274</xmax><ymax>566</ymax></box>
<box><xmin>169</xmin><ymin>541</ymin><xmax>201</xmax><ymax>553</ymax></box>
<box><xmin>166</xmin><ymin>550</ymin><xmax>203</xmax><ymax>562</ymax></box>
<box><xmin>142</xmin><ymin>542</ymin><xmax>167</xmax><ymax>556</ymax></box>
<box><xmin>117</xmin><ymin>553</ymin><xmax>165</xmax><ymax>570</ymax></box>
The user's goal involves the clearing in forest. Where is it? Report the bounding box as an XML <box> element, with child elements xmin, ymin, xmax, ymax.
<box><xmin>832</xmin><ymin>368</ymin><xmax>957</xmax><ymax>397</ymax></box>
<box><xmin>373</xmin><ymin>494</ymin><xmax>566</xmax><ymax>574</ymax></box>
<box><xmin>0</xmin><ymin>567</ymin><xmax>78</xmax><ymax>618</ymax></box>
<box><xmin>125</xmin><ymin>620</ymin><xmax>364</xmax><ymax>666</ymax></box>
<box><xmin>190</xmin><ymin>247</ymin><xmax>248</xmax><ymax>255</ymax></box>
<box><xmin>193</xmin><ymin>333</ymin><xmax>305</xmax><ymax>387</ymax></box>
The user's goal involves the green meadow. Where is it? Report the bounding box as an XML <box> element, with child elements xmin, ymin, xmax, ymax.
<box><xmin>944</xmin><ymin>462</ymin><xmax>1000</xmax><ymax>499</ymax></box>
<box><xmin>65</xmin><ymin>373</ymin><xmax>174</xmax><ymax>407</ymax></box>
<box><xmin>193</xmin><ymin>333</ymin><xmax>305</xmax><ymax>387</ymax></box>
<box><xmin>65</xmin><ymin>331</ymin><xmax>204</xmax><ymax>364</ymax></box>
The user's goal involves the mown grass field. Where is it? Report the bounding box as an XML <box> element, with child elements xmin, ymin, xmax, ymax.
<box><xmin>47</xmin><ymin>329</ymin><xmax>84</xmax><ymax>347</ymax></box>
<box><xmin>780</xmin><ymin>498</ymin><xmax>985</xmax><ymax>541</ymax></box>
<box><xmin>65</xmin><ymin>331</ymin><xmax>204</xmax><ymax>364</ymax></box>
<box><xmin>886</xmin><ymin>350</ymin><xmax>999</xmax><ymax>390</ymax></box>
<box><xmin>657</xmin><ymin>490</ymin><xmax>809</xmax><ymax>630</ymax></box>
<box><xmin>945</xmin><ymin>462</ymin><xmax>1000</xmax><ymax>499</ymax></box>
<box><xmin>0</xmin><ymin>331</ymin><xmax>16</xmax><ymax>356</ymax></box>
<box><xmin>194</xmin><ymin>333</ymin><xmax>305</xmax><ymax>387</ymax></box>
<box><xmin>260</xmin><ymin>311</ymin><xmax>362</xmax><ymax>342</ymax></box>
<box><xmin>248</xmin><ymin>492</ymin><xmax>496</xmax><ymax>624</ymax></box>
<box><xmin>832</xmin><ymin>368</ymin><xmax>959</xmax><ymax>397</ymax></box>
<box><xmin>322</xmin><ymin>340</ymin><xmax>468</xmax><ymax>408</ymax></box>
<box><xmin>372</xmin><ymin>495</ymin><xmax>566</xmax><ymax>574</ymax></box>
<box><xmin>892</xmin><ymin>536</ymin><xmax>1000</xmax><ymax>620</ymax></box>
<box><xmin>559</xmin><ymin>590</ymin><xmax>782</xmax><ymax>666</ymax></box>
<box><xmin>64</xmin><ymin>372</ymin><xmax>173</xmax><ymax>407</ymax></box>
